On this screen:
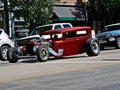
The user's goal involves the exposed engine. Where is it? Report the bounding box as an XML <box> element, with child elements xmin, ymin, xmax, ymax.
<box><xmin>15</xmin><ymin>35</ymin><xmax>51</xmax><ymax>56</ymax></box>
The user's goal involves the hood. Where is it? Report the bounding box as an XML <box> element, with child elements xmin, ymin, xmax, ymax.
<box><xmin>15</xmin><ymin>35</ymin><xmax>40</xmax><ymax>41</ymax></box>
<box><xmin>15</xmin><ymin>35</ymin><xmax>43</xmax><ymax>46</ymax></box>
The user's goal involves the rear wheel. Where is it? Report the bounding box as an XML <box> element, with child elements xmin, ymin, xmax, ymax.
<box><xmin>0</xmin><ymin>46</ymin><xmax>9</xmax><ymax>61</ymax></box>
<box><xmin>85</xmin><ymin>38</ymin><xmax>100</xmax><ymax>56</ymax></box>
<box><xmin>115</xmin><ymin>37</ymin><xmax>120</xmax><ymax>49</ymax></box>
<box><xmin>37</xmin><ymin>46</ymin><xmax>49</xmax><ymax>62</ymax></box>
<box><xmin>7</xmin><ymin>48</ymin><xmax>19</xmax><ymax>63</ymax></box>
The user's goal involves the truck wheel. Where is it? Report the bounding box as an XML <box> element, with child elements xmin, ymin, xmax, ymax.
<box><xmin>0</xmin><ymin>46</ymin><xmax>9</xmax><ymax>61</ymax></box>
<box><xmin>85</xmin><ymin>38</ymin><xmax>100</xmax><ymax>56</ymax></box>
<box><xmin>37</xmin><ymin>46</ymin><xmax>49</xmax><ymax>62</ymax></box>
<box><xmin>115</xmin><ymin>37</ymin><xmax>120</xmax><ymax>49</ymax></box>
<box><xmin>7</xmin><ymin>48</ymin><xmax>18</xmax><ymax>63</ymax></box>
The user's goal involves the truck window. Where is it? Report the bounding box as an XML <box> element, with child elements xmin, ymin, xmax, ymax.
<box><xmin>54</xmin><ymin>25</ymin><xmax>62</xmax><ymax>29</ymax></box>
<box><xmin>63</xmin><ymin>24</ymin><xmax>71</xmax><ymax>28</ymax></box>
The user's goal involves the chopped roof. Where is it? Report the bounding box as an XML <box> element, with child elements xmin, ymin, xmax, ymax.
<box><xmin>42</xmin><ymin>26</ymin><xmax>91</xmax><ymax>35</ymax></box>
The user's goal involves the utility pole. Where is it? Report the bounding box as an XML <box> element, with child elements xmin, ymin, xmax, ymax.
<box><xmin>4</xmin><ymin>0</ymin><xmax>13</xmax><ymax>37</ymax></box>
<box><xmin>4</xmin><ymin>0</ymin><xmax>9</xmax><ymax>35</ymax></box>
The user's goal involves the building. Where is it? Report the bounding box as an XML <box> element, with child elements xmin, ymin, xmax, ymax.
<box><xmin>0</xmin><ymin>1</ymin><xmax>6</xmax><ymax>32</ymax></box>
<box><xmin>0</xmin><ymin>0</ymin><xmax>30</xmax><ymax>38</ymax></box>
<box><xmin>53</xmin><ymin>0</ymin><xmax>93</xmax><ymax>27</ymax></box>
<box><xmin>0</xmin><ymin>0</ymin><xmax>96</xmax><ymax>38</ymax></box>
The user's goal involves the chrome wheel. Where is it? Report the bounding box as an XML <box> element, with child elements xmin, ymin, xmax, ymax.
<box><xmin>40</xmin><ymin>48</ymin><xmax>49</xmax><ymax>60</ymax></box>
<box><xmin>2</xmin><ymin>47</ymin><xmax>8</xmax><ymax>60</ymax></box>
<box><xmin>0</xmin><ymin>46</ymin><xmax>9</xmax><ymax>61</ymax></box>
<box><xmin>92</xmin><ymin>42</ymin><xmax>99</xmax><ymax>54</ymax></box>
<box><xmin>37</xmin><ymin>46</ymin><xmax>49</xmax><ymax>62</ymax></box>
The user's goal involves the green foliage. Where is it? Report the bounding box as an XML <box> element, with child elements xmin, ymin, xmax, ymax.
<box><xmin>94</xmin><ymin>0</ymin><xmax>120</xmax><ymax>24</ymax></box>
<box><xmin>2</xmin><ymin>0</ymin><xmax>57</xmax><ymax>27</ymax></box>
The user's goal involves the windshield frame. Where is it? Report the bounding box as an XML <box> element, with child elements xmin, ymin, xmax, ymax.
<box><xmin>29</xmin><ymin>25</ymin><xmax>53</xmax><ymax>36</ymax></box>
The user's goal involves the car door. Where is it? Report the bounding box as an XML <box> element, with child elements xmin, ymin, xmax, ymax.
<box><xmin>76</xmin><ymin>30</ymin><xmax>89</xmax><ymax>53</ymax></box>
<box><xmin>61</xmin><ymin>32</ymin><xmax>79</xmax><ymax>56</ymax></box>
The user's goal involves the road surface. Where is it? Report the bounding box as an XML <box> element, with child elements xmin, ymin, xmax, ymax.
<box><xmin>0</xmin><ymin>48</ymin><xmax>120</xmax><ymax>90</ymax></box>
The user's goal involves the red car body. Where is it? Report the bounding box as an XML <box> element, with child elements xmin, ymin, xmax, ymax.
<box><xmin>42</xmin><ymin>26</ymin><xmax>93</xmax><ymax>57</ymax></box>
<box><xmin>7</xmin><ymin>26</ymin><xmax>100</xmax><ymax>63</ymax></box>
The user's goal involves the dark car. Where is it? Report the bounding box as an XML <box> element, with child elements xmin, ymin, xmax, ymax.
<box><xmin>96</xmin><ymin>23</ymin><xmax>120</xmax><ymax>50</ymax></box>
<box><xmin>7</xmin><ymin>26</ymin><xmax>100</xmax><ymax>63</ymax></box>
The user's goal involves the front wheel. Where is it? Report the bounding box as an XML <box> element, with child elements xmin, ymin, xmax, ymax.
<box><xmin>7</xmin><ymin>48</ymin><xmax>19</xmax><ymax>63</ymax></box>
<box><xmin>85</xmin><ymin>38</ymin><xmax>100</xmax><ymax>56</ymax></box>
<box><xmin>37</xmin><ymin>46</ymin><xmax>49</xmax><ymax>62</ymax></box>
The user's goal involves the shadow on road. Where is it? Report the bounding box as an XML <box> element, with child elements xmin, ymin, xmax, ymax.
<box><xmin>101</xmin><ymin>46</ymin><xmax>116</xmax><ymax>51</ymax></box>
<box><xmin>20</xmin><ymin>55</ymin><xmax>88</xmax><ymax>63</ymax></box>
<box><xmin>102</xmin><ymin>59</ymin><xmax>120</xmax><ymax>61</ymax></box>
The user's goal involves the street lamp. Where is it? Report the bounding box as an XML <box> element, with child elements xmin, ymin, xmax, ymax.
<box><xmin>82</xmin><ymin>0</ymin><xmax>88</xmax><ymax>25</ymax></box>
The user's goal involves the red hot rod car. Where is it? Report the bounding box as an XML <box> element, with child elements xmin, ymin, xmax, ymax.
<box><xmin>7</xmin><ymin>26</ymin><xmax>100</xmax><ymax>63</ymax></box>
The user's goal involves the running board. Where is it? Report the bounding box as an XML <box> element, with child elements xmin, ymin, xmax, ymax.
<box><xmin>18</xmin><ymin>56</ymin><xmax>36</xmax><ymax>59</ymax></box>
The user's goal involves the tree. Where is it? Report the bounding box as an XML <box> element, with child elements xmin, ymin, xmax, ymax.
<box><xmin>2</xmin><ymin>0</ymin><xmax>57</xmax><ymax>29</ymax></box>
<box><xmin>93</xmin><ymin>0</ymin><xmax>120</xmax><ymax>25</ymax></box>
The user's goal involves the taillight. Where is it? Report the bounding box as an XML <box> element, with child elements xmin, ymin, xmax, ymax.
<box><xmin>21</xmin><ymin>46</ymin><xmax>26</xmax><ymax>51</ymax></box>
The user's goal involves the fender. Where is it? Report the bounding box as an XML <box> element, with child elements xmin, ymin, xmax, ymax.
<box><xmin>48</xmin><ymin>47</ymin><xmax>63</xmax><ymax>56</ymax></box>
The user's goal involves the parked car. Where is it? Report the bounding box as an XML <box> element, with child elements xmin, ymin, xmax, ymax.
<box><xmin>96</xmin><ymin>23</ymin><xmax>120</xmax><ymax>50</ymax></box>
<box><xmin>29</xmin><ymin>23</ymin><xmax>73</xmax><ymax>36</ymax></box>
<box><xmin>0</xmin><ymin>29</ymin><xmax>14</xmax><ymax>61</ymax></box>
<box><xmin>7</xmin><ymin>26</ymin><xmax>100</xmax><ymax>63</ymax></box>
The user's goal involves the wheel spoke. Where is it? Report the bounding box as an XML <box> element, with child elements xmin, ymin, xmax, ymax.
<box><xmin>41</xmin><ymin>49</ymin><xmax>48</xmax><ymax>59</ymax></box>
<box><xmin>2</xmin><ymin>48</ymin><xmax>8</xmax><ymax>59</ymax></box>
<box><xmin>92</xmin><ymin>42</ymin><xmax>99</xmax><ymax>53</ymax></box>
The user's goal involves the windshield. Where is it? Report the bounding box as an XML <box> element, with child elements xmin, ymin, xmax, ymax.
<box><xmin>30</xmin><ymin>26</ymin><xmax>52</xmax><ymax>36</ymax></box>
<box><xmin>103</xmin><ymin>25</ymin><xmax>120</xmax><ymax>32</ymax></box>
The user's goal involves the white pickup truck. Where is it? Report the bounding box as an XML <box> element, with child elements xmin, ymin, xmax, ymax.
<box><xmin>30</xmin><ymin>23</ymin><xmax>73</xmax><ymax>35</ymax></box>
<box><xmin>29</xmin><ymin>23</ymin><xmax>96</xmax><ymax>38</ymax></box>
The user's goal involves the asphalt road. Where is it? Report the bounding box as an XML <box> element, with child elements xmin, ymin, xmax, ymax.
<box><xmin>0</xmin><ymin>48</ymin><xmax>120</xmax><ymax>90</ymax></box>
